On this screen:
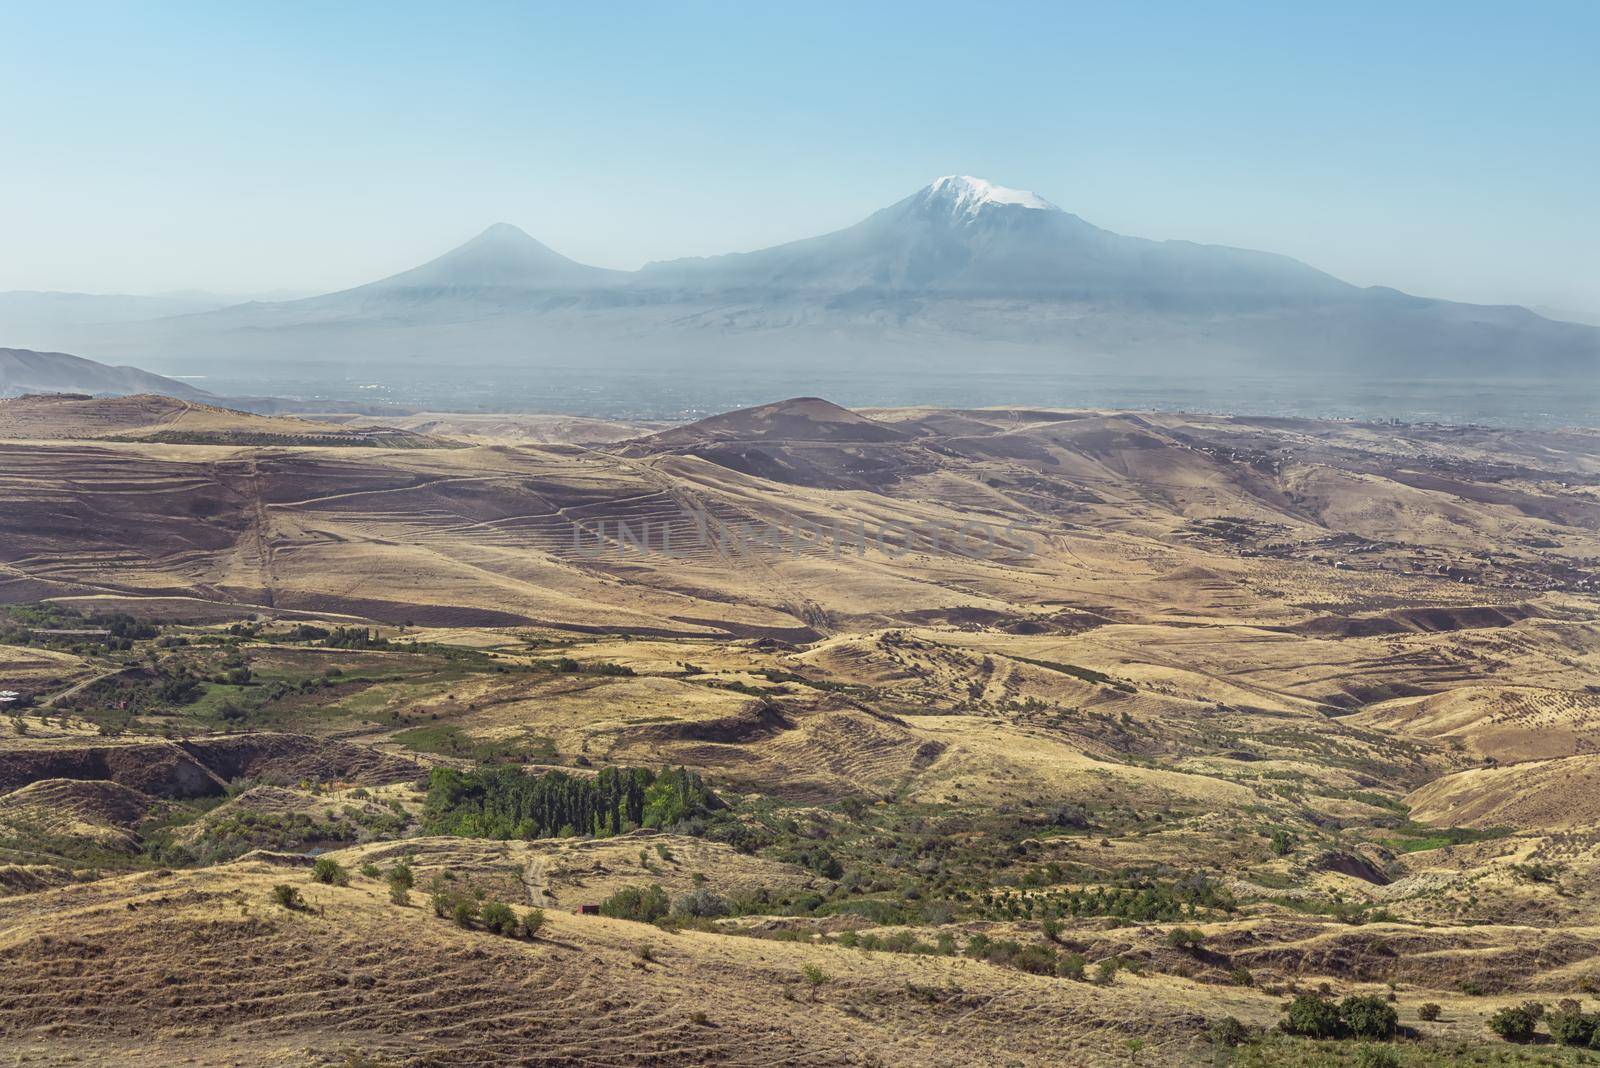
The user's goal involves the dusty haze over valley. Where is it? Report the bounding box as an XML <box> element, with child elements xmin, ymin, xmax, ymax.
<box><xmin>5</xmin><ymin>176</ymin><xmax>1596</xmax><ymax>425</ymax></box>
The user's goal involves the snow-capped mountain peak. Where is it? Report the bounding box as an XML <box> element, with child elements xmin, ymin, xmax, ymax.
<box><xmin>919</xmin><ymin>175</ymin><xmax>1058</xmax><ymax>220</ymax></box>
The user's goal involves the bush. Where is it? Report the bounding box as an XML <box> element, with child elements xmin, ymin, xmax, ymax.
<box><xmin>271</xmin><ymin>883</ymin><xmax>304</xmax><ymax>909</ymax></box>
<box><xmin>480</xmin><ymin>901</ymin><xmax>519</xmax><ymax>936</ymax></box>
<box><xmin>1417</xmin><ymin>1002</ymin><xmax>1442</xmax><ymax>1022</ymax></box>
<box><xmin>1354</xmin><ymin>1045</ymin><xmax>1400</xmax><ymax>1068</ymax></box>
<box><xmin>1488</xmin><ymin>1004</ymin><xmax>1538</xmax><ymax>1043</ymax></box>
<box><xmin>1341</xmin><ymin>995</ymin><xmax>1399</xmax><ymax>1040</ymax></box>
<box><xmin>1547</xmin><ymin>1007</ymin><xmax>1597</xmax><ymax>1047</ymax></box>
<box><xmin>312</xmin><ymin>857</ymin><xmax>349</xmax><ymax>886</ymax></box>
<box><xmin>389</xmin><ymin>881</ymin><xmax>410</xmax><ymax>906</ymax></box>
<box><xmin>1012</xmin><ymin>944</ymin><xmax>1059</xmax><ymax>976</ymax></box>
<box><xmin>360</xmin><ymin>862</ymin><xmax>381</xmax><ymax>878</ymax></box>
<box><xmin>599</xmin><ymin>884</ymin><xmax>670</xmax><ymax>923</ymax></box>
<box><xmin>1057</xmin><ymin>952</ymin><xmax>1086</xmax><ymax>981</ymax></box>
<box><xmin>1281</xmin><ymin>994</ymin><xmax>1343</xmax><ymax>1039</ymax></box>
<box><xmin>388</xmin><ymin>861</ymin><xmax>414</xmax><ymax>891</ymax></box>
<box><xmin>801</xmin><ymin>963</ymin><xmax>830</xmax><ymax>990</ymax></box>
<box><xmin>672</xmin><ymin>887</ymin><xmax>729</xmax><ymax>919</ymax></box>
<box><xmin>1164</xmin><ymin>926</ymin><xmax>1205</xmax><ymax>949</ymax></box>
<box><xmin>451</xmin><ymin>898</ymin><xmax>480</xmax><ymax>928</ymax></box>
<box><xmin>1209</xmin><ymin>1016</ymin><xmax>1251</xmax><ymax>1047</ymax></box>
<box><xmin>520</xmin><ymin>908</ymin><xmax>546</xmax><ymax>939</ymax></box>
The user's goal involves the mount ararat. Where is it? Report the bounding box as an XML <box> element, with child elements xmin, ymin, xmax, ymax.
<box><xmin>6</xmin><ymin>176</ymin><xmax>1596</xmax><ymax>387</ymax></box>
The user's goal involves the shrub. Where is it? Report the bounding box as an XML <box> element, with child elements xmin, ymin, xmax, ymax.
<box><xmin>1354</xmin><ymin>1045</ymin><xmax>1400</xmax><ymax>1068</ymax></box>
<box><xmin>1547</xmin><ymin>1007</ymin><xmax>1596</xmax><ymax>1047</ymax></box>
<box><xmin>672</xmin><ymin>887</ymin><xmax>729</xmax><ymax>919</ymax></box>
<box><xmin>389</xmin><ymin>881</ymin><xmax>410</xmax><ymax>906</ymax></box>
<box><xmin>1013</xmin><ymin>945</ymin><xmax>1059</xmax><ymax>976</ymax></box>
<box><xmin>801</xmin><ymin>963</ymin><xmax>830</xmax><ymax>991</ymax></box>
<box><xmin>1209</xmin><ymin>1016</ymin><xmax>1250</xmax><ymax>1047</ymax></box>
<box><xmin>1487</xmin><ymin>1004</ymin><xmax>1538</xmax><ymax>1043</ymax></box>
<box><xmin>480</xmin><ymin>901</ymin><xmax>519</xmax><ymax>936</ymax></box>
<box><xmin>519</xmin><ymin>908</ymin><xmax>546</xmax><ymax>939</ymax></box>
<box><xmin>388</xmin><ymin>861</ymin><xmax>415</xmax><ymax>891</ymax></box>
<box><xmin>1093</xmin><ymin>958</ymin><xmax>1120</xmax><ymax>985</ymax></box>
<box><xmin>600</xmin><ymin>884</ymin><xmax>670</xmax><ymax>923</ymax></box>
<box><xmin>1281</xmin><ymin>994</ymin><xmax>1343</xmax><ymax>1039</ymax></box>
<box><xmin>312</xmin><ymin>857</ymin><xmax>349</xmax><ymax>886</ymax></box>
<box><xmin>1417</xmin><ymin>1002</ymin><xmax>1441</xmax><ymax>1022</ymax></box>
<box><xmin>1164</xmin><ymin>926</ymin><xmax>1205</xmax><ymax>950</ymax></box>
<box><xmin>271</xmin><ymin>883</ymin><xmax>304</xmax><ymax>910</ymax></box>
<box><xmin>1341</xmin><ymin>995</ymin><xmax>1398</xmax><ymax>1040</ymax></box>
<box><xmin>1058</xmin><ymin>953</ymin><xmax>1087</xmax><ymax>981</ymax></box>
<box><xmin>451</xmin><ymin>898</ymin><xmax>479</xmax><ymax>929</ymax></box>
<box><xmin>360</xmin><ymin>862</ymin><xmax>381</xmax><ymax>878</ymax></box>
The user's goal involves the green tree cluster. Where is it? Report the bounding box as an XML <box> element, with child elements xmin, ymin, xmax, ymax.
<box><xmin>424</xmin><ymin>765</ymin><xmax>718</xmax><ymax>840</ymax></box>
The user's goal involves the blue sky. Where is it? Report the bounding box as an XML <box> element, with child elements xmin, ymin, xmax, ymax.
<box><xmin>2</xmin><ymin>1</ymin><xmax>1596</xmax><ymax>312</ymax></box>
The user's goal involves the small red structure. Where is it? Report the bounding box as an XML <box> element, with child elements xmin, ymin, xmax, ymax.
<box><xmin>576</xmin><ymin>904</ymin><xmax>601</xmax><ymax>915</ymax></box>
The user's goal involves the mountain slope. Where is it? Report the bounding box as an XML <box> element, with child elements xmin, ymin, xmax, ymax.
<box><xmin>0</xmin><ymin>347</ymin><xmax>212</xmax><ymax>400</ymax></box>
<box><xmin>157</xmin><ymin>223</ymin><xmax>630</xmax><ymax>329</ymax></box>
<box><xmin>641</xmin><ymin>175</ymin><xmax>1354</xmax><ymax>306</ymax></box>
<box><xmin>9</xmin><ymin>177</ymin><xmax>1598</xmax><ymax>382</ymax></box>
<box><xmin>639</xmin><ymin>397</ymin><xmax>910</xmax><ymax>446</ymax></box>
<box><xmin>0</xmin><ymin>393</ymin><xmax>448</xmax><ymax>447</ymax></box>
<box><xmin>368</xmin><ymin>222</ymin><xmax>625</xmax><ymax>292</ymax></box>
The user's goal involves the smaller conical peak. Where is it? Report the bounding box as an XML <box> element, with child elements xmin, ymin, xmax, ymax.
<box><xmin>471</xmin><ymin>222</ymin><xmax>536</xmax><ymax>242</ymax></box>
<box><xmin>919</xmin><ymin>176</ymin><xmax>1057</xmax><ymax>219</ymax></box>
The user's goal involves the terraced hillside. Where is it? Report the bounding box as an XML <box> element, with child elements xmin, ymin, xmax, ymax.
<box><xmin>2</xmin><ymin>397</ymin><xmax>1599</xmax><ymax>1064</ymax></box>
<box><xmin>0</xmin><ymin>393</ymin><xmax>447</xmax><ymax>447</ymax></box>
